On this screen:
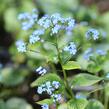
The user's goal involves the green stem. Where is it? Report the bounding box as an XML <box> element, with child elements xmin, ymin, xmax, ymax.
<box><xmin>104</xmin><ymin>93</ymin><xmax>108</xmax><ymax>109</ymax></box>
<box><xmin>55</xmin><ymin>37</ymin><xmax>74</xmax><ymax>99</ymax></box>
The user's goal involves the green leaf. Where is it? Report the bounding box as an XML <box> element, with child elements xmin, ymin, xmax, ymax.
<box><xmin>36</xmin><ymin>99</ymin><xmax>53</xmax><ymax>105</ymax></box>
<box><xmin>0</xmin><ymin>67</ymin><xmax>28</xmax><ymax>86</ymax></box>
<box><xmin>58</xmin><ymin>103</ymin><xmax>67</xmax><ymax>109</ymax></box>
<box><xmin>31</xmin><ymin>73</ymin><xmax>62</xmax><ymax>87</ymax></box>
<box><xmin>0</xmin><ymin>100</ymin><xmax>6</xmax><ymax>109</ymax></box>
<box><xmin>104</xmin><ymin>83</ymin><xmax>109</xmax><ymax>96</ymax></box>
<box><xmin>70</xmin><ymin>73</ymin><xmax>102</xmax><ymax>87</ymax></box>
<box><xmin>67</xmin><ymin>98</ymin><xmax>88</xmax><ymax>109</ymax></box>
<box><xmin>85</xmin><ymin>99</ymin><xmax>104</xmax><ymax>109</ymax></box>
<box><xmin>63</xmin><ymin>61</ymin><xmax>81</xmax><ymax>70</ymax></box>
<box><xmin>6</xmin><ymin>98</ymin><xmax>33</xmax><ymax>109</ymax></box>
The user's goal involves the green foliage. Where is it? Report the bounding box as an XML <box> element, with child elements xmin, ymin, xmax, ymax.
<box><xmin>63</xmin><ymin>61</ymin><xmax>81</xmax><ymax>70</ymax></box>
<box><xmin>36</xmin><ymin>0</ymin><xmax>79</xmax><ymax>15</ymax></box>
<box><xmin>0</xmin><ymin>98</ymin><xmax>33</xmax><ymax>109</ymax></box>
<box><xmin>70</xmin><ymin>73</ymin><xmax>102</xmax><ymax>87</ymax></box>
<box><xmin>67</xmin><ymin>98</ymin><xmax>88</xmax><ymax>109</ymax></box>
<box><xmin>0</xmin><ymin>67</ymin><xmax>28</xmax><ymax>86</ymax></box>
<box><xmin>58</xmin><ymin>98</ymin><xmax>88</xmax><ymax>109</ymax></box>
<box><xmin>1</xmin><ymin>0</ymin><xmax>109</xmax><ymax>108</ymax></box>
<box><xmin>58</xmin><ymin>103</ymin><xmax>67</xmax><ymax>109</ymax></box>
<box><xmin>36</xmin><ymin>99</ymin><xmax>53</xmax><ymax>105</ymax></box>
<box><xmin>104</xmin><ymin>83</ymin><xmax>109</xmax><ymax>96</ymax></box>
<box><xmin>31</xmin><ymin>73</ymin><xmax>63</xmax><ymax>87</ymax></box>
<box><xmin>85</xmin><ymin>99</ymin><xmax>104</xmax><ymax>109</ymax></box>
<box><xmin>0</xmin><ymin>100</ymin><xmax>6</xmax><ymax>109</ymax></box>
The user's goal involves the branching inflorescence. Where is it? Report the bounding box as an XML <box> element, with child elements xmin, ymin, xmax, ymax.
<box><xmin>16</xmin><ymin>9</ymin><xmax>107</xmax><ymax>109</ymax></box>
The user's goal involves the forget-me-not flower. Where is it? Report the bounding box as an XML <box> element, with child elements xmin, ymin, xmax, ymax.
<box><xmin>18</xmin><ymin>9</ymin><xmax>38</xmax><ymax>30</ymax></box>
<box><xmin>16</xmin><ymin>40</ymin><xmax>26</xmax><ymax>53</ymax></box>
<box><xmin>38</xmin><ymin>15</ymin><xmax>51</xmax><ymax>29</ymax></box>
<box><xmin>52</xmin><ymin>81</ymin><xmax>60</xmax><ymax>89</ymax></box>
<box><xmin>64</xmin><ymin>42</ymin><xmax>77</xmax><ymax>55</ymax></box>
<box><xmin>86</xmin><ymin>28</ymin><xmax>99</xmax><ymax>40</ymax></box>
<box><xmin>96</xmin><ymin>49</ymin><xmax>106</xmax><ymax>56</ymax></box>
<box><xmin>41</xmin><ymin>104</ymin><xmax>49</xmax><ymax>109</ymax></box>
<box><xmin>36</xmin><ymin>66</ymin><xmax>47</xmax><ymax>75</ymax></box>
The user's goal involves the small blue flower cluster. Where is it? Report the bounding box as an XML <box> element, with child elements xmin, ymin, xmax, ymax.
<box><xmin>37</xmin><ymin>81</ymin><xmax>61</xmax><ymax>109</ymax></box>
<box><xmin>36</xmin><ymin>66</ymin><xmax>47</xmax><ymax>76</ymax></box>
<box><xmin>18</xmin><ymin>9</ymin><xmax>38</xmax><ymax>30</ymax></box>
<box><xmin>29</xmin><ymin>29</ymin><xmax>45</xmax><ymax>44</ymax></box>
<box><xmin>84</xmin><ymin>48</ymin><xmax>106</xmax><ymax>60</ymax></box>
<box><xmin>16</xmin><ymin>40</ymin><xmax>26</xmax><ymax>53</ymax></box>
<box><xmin>64</xmin><ymin>42</ymin><xmax>77</xmax><ymax>55</ymax></box>
<box><xmin>85</xmin><ymin>28</ymin><xmax>99</xmax><ymax>40</ymax></box>
<box><xmin>17</xmin><ymin>11</ymin><xmax>76</xmax><ymax>53</ymax></box>
<box><xmin>37</xmin><ymin>13</ymin><xmax>75</xmax><ymax>35</ymax></box>
<box><xmin>96</xmin><ymin>49</ymin><xmax>106</xmax><ymax>56</ymax></box>
<box><xmin>37</xmin><ymin>81</ymin><xmax>60</xmax><ymax>95</ymax></box>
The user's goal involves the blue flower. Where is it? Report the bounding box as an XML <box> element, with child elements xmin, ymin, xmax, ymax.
<box><xmin>21</xmin><ymin>21</ymin><xmax>34</xmax><ymax>30</ymax></box>
<box><xmin>96</xmin><ymin>49</ymin><xmax>106</xmax><ymax>56</ymax></box>
<box><xmin>18</xmin><ymin>12</ymin><xmax>30</xmax><ymax>20</ymax></box>
<box><xmin>51</xmin><ymin>94</ymin><xmax>62</xmax><ymax>102</ymax></box>
<box><xmin>51</xmin><ymin>24</ymin><xmax>61</xmax><ymax>34</ymax></box>
<box><xmin>64</xmin><ymin>42</ymin><xmax>77</xmax><ymax>55</ymax></box>
<box><xmin>18</xmin><ymin>9</ymin><xmax>38</xmax><ymax>30</ymax></box>
<box><xmin>29</xmin><ymin>35</ymin><xmax>40</xmax><ymax>44</ymax></box>
<box><xmin>38</xmin><ymin>15</ymin><xmax>51</xmax><ymax>29</ymax></box>
<box><xmin>41</xmin><ymin>104</ymin><xmax>49</xmax><ymax>109</ymax></box>
<box><xmin>16</xmin><ymin>40</ymin><xmax>26</xmax><ymax>52</ymax></box>
<box><xmin>83</xmin><ymin>48</ymin><xmax>93</xmax><ymax>60</ymax></box>
<box><xmin>33</xmin><ymin>29</ymin><xmax>45</xmax><ymax>36</ymax></box>
<box><xmin>36</xmin><ymin>66</ymin><xmax>47</xmax><ymax>75</ymax></box>
<box><xmin>67</xmin><ymin>18</ymin><xmax>75</xmax><ymax>29</ymax></box>
<box><xmin>37</xmin><ymin>86</ymin><xmax>43</xmax><ymax>94</ymax></box>
<box><xmin>45</xmin><ymin>81</ymin><xmax>54</xmax><ymax>95</ymax></box>
<box><xmin>29</xmin><ymin>29</ymin><xmax>44</xmax><ymax>44</ymax></box>
<box><xmin>52</xmin><ymin>81</ymin><xmax>60</xmax><ymax>89</ymax></box>
<box><xmin>86</xmin><ymin>28</ymin><xmax>99</xmax><ymax>40</ymax></box>
<box><xmin>51</xmin><ymin>13</ymin><xmax>62</xmax><ymax>25</ymax></box>
<box><xmin>37</xmin><ymin>84</ymin><xmax>46</xmax><ymax>94</ymax></box>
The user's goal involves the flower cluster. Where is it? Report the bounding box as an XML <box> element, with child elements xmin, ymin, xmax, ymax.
<box><xmin>96</xmin><ymin>49</ymin><xmax>106</xmax><ymax>56</ymax></box>
<box><xmin>85</xmin><ymin>28</ymin><xmax>99</xmax><ymax>40</ymax></box>
<box><xmin>84</xmin><ymin>48</ymin><xmax>107</xmax><ymax>60</ymax></box>
<box><xmin>36</xmin><ymin>66</ymin><xmax>47</xmax><ymax>76</ymax></box>
<box><xmin>29</xmin><ymin>29</ymin><xmax>45</xmax><ymax>44</ymax></box>
<box><xmin>37</xmin><ymin>81</ymin><xmax>61</xmax><ymax>109</ymax></box>
<box><xmin>16</xmin><ymin>40</ymin><xmax>26</xmax><ymax>53</ymax></box>
<box><xmin>18</xmin><ymin>9</ymin><xmax>38</xmax><ymax>30</ymax></box>
<box><xmin>37</xmin><ymin>13</ymin><xmax>75</xmax><ymax>35</ymax></box>
<box><xmin>16</xmin><ymin>11</ymin><xmax>76</xmax><ymax>53</ymax></box>
<box><xmin>37</xmin><ymin>81</ymin><xmax>60</xmax><ymax>95</ymax></box>
<box><xmin>63</xmin><ymin>42</ymin><xmax>77</xmax><ymax>55</ymax></box>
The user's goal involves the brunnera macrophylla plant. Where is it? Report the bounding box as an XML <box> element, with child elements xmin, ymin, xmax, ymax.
<box><xmin>16</xmin><ymin>9</ymin><xmax>109</xmax><ymax>109</ymax></box>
